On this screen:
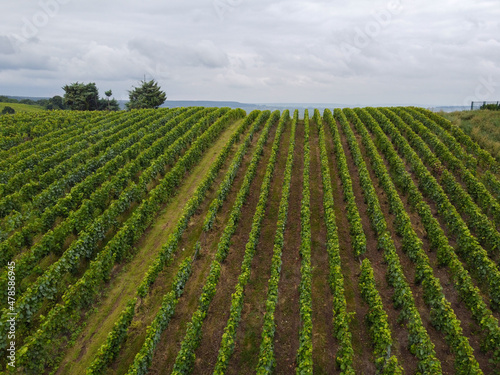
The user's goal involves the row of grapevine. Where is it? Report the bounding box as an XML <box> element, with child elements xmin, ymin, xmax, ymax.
<box><xmin>91</xmin><ymin>253</ymin><xmax>194</xmax><ymax>375</ymax></box>
<box><xmin>0</xmin><ymin>108</ymin><xmax>212</xmax><ymax>301</ymax></box>
<box><xmin>16</xmin><ymin>108</ymin><xmax>245</xmax><ymax>373</ymax></box>
<box><xmin>138</xmin><ymin>110</ymin><xmax>275</xmax><ymax>296</ymax></box>
<box><xmin>404</xmin><ymin>108</ymin><xmax>479</xmax><ymax>170</ymax></box>
<box><xmin>0</xmin><ymin>111</ymin><xmax>105</xmax><ymax>157</ymax></box>
<box><xmin>378</xmin><ymin>108</ymin><xmax>500</xmax><ymax>310</ymax></box>
<box><xmin>406</xmin><ymin>108</ymin><xmax>500</xmax><ymax>203</ymax></box>
<box><xmin>352</xmin><ymin>108</ymin><xmax>484</xmax><ymax>373</ymax></box>
<box><xmin>415</xmin><ymin>107</ymin><xmax>499</xmax><ymax>172</ymax></box>
<box><xmin>322</xmin><ymin>110</ymin><xmax>366</xmax><ymax>259</ymax></box>
<box><xmin>0</xmin><ymin>110</ymin><xmax>168</xmax><ymax>225</ymax></box>
<box><xmin>209</xmin><ymin>111</ymin><xmax>281</xmax><ymax>374</ymax></box>
<box><xmin>89</xmin><ymin>110</ymin><xmax>268</xmax><ymax>375</ymax></box>
<box><xmin>203</xmin><ymin>110</ymin><xmax>271</xmax><ymax>231</ymax></box>
<box><xmin>255</xmin><ymin>110</ymin><xmax>297</xmax><ymax>374</ymax></box>
<box><xmin>358</xmin><ymin>259</ymin><xmax>404</xmax><ymax>374</ymax></box>
<box><xmin>0</xmin><ymin>108</ymin><xmax>194</xmax><ymax>274</ymax></box>
<box><xmin>2</xmin><ymin>108</ymin><xmax>221</xmax><ymax>327</ymax></box>
<box><xmin>168</xmin><ymin>111</ymin><xmax>289</xmax><ymax>375</ymax></box>
<box><xmin>295</xmin><ymin>109</ymin><xmax>312</xmax><ymax>374</ymax></box>
<box><xmin>0</xmin><ymin>110</ymin><xmax>137</xmax><ymax>192</ymax></box>
<box><xmin>394</xmin><ymin>107</ymin><xmax>500</xmax><ymax>228</ymax></box>
<box><xmin>313</xmin><ymin>109</ymin><xmax>354</xmax><ymax>373</ymax></box>
<box><xmin>386</xmin><ymin>108</ymin><xmax>500</xmax><ymax>256</ymax></box>
<box><xmin>205</xmin><ymin>110</ymin><xmax>283</xmax><ymax>374</ymax></box>
<box><xmin>364</xmin><ymin>107</ymin><xmax>500</xmax><ymax>367</ymax></box>
<box><xmin>337</xmin><ymin>109</ymin><xmax>418</xmax><ymax>373</ymax></box>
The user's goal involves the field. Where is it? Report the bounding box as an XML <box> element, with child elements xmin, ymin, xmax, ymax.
<box><xmin>0</xmin><ymin>103</ymin><xmax>44</xmax><ymax>114</ymax></box>
<box><xmin>1</xmin><ymin>107</ymin><xmax>500</xmax><ymax>375</ymax></box>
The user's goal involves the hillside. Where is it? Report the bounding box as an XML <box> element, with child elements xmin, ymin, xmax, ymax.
<box><xmin>442</xmin><ymin>110</ymin><xmax>500</xmax><ymax>161</ymax></box>
<box><xmin>0</xmin><ymin>102</ymin><xmax>44</xmax><ymax>113</ymax></box>
<box><xmin>0</xmin><ymin>107</ymin><xmax>499</xmax><ymax>374</ymax></box>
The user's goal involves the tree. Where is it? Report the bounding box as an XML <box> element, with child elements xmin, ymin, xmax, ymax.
<box><xmin>101</xmin><ymin>90</ymin><xmax>120</xmax><ymax>111</ymax></box>
<box><xmin>62</xmin><ymin>83</ymin><xmax>120</xmax><ymax>111</ymax></box>
<box><xmin>126</xmin><ymin>79</ymin><xmax>166</xmax><ymax>110</ymax></box>
<box><xmin>63</xmin><ymin>82</ymin><xmax>100</xmax><ymax>111</ymax></box>
<box><xmin>1</xmin><ymin>106</ymin><xmax>15</xmax><ymax>115</ymax></box>
<box><xmin>45</xmin><ymin>96</ymin><xmax>66</xmax><ymax>110</ymax></box>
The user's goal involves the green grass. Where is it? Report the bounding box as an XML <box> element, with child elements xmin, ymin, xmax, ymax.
<box><xmin>0</xmin><ymin>102</ymin><xmax>45</xmax><ymax>113</ymax></box>
<box><xmin>441</xmin><ymin>110</ymin><xmax>500</xmax><ymax>161</ymax></box>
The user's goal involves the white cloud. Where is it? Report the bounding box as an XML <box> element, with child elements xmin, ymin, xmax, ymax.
<box><xmin>0</xmin><ymin>0</ymin><xmax>499</xmax><ymax>105</ymax></box>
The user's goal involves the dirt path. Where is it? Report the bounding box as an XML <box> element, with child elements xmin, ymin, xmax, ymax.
<box><xmin>56</xmin><ymin>118</ymin><xmax>247</xmax><ymax>375</ymax></box>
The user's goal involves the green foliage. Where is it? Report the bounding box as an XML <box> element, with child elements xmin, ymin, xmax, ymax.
<box><xmin>85</xmin><ymin>110</ymin><xmax>253</xmax><ymax>375</ymax></box>
<box><xmin>45</xmin><ymin>96</ymin><xmax>66</xmax><ymax>110</ymax></box>
<box><xmin>211</xmin><ymin>110</ymin><xmax>281</xmax><ymax>374</ymax></box>
<box><xmin>364</xmin><ymin>107</ymin><xmax>498</xmax><ymax>370</ymax></box>
<box><xmin>63</xmin><ymin>82</ymin><xmax>119</xmax><ymax>111</ymax></box>
<box><xmin>126</xmin><ymin>79</ymin><xmax>166</xmax><ymax>110</ymax></box>
<box><xmin>11</xmin><ymin>108</ymin><xmax>245</xmax><ymax>373</ymax></box>
<box><xmin>480</xmin><ymin>103</ymin><xmax>500</xmax><ymax>110</ymax></box>
<box><xmin>63</xmin><ymin>82</ymin><xmax>101</xmax><ymax>111</ymax></box>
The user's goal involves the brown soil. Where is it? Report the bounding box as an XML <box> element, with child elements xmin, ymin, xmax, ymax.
<box><xmin>273</xmin><ymin>120</ymin><xmax>303</xmax><ymax>374</ymax></box>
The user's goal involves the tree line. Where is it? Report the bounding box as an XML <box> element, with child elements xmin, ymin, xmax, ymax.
<box><xmin>1</xmin><ymin>79</ymin><xmax>166</xmax><ymax>113</ymax></box>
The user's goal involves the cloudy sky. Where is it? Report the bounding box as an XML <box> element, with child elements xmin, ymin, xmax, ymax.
<box><xmin>1</xmin><ymin>0</ymin><xmax>499</xmax><ymax>106</ymax></box>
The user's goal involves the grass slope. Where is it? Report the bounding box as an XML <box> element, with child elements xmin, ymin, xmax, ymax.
<box><xmin>0</xmin><ymin>102</ymin><xmax>44</xmax><ymax>113</ymax></box>
<box><xmin>441</xmin><ymin>110</ymin><xmax>500</xmax><ymax>161</ymax></box>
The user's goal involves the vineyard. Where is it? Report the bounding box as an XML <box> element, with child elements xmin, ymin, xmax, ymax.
<box><xmin>1</xmin><ymin>106</ymin><xmax>500</xmax><ymax>375</ymax></box>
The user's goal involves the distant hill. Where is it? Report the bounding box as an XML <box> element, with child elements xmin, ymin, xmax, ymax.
<box><xmin>1</xmin><ymin>96</ymin><xmax>474</xmax><ymax>113</ymax></box>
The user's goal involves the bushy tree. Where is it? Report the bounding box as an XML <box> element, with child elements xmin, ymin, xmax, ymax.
<box><xmin>63</xmin><ymin>82</ymin><xmax>100</xmax><ymax>111</ymax></box>
<box><xmin>101</xmin><ymin>90</ymin><xmax>120</xmax><ymax>111</ymax></box>
<box><xmin>1</xmin><ymin>106</ymin><xmax>15</xmax><ymax>115</ymax></box>
<box><xmin>126</xmin><ymin>79</ymin><xmax>166</xmax><ymax>110</ymax></box>
<box><xmin>62</xmin><ymin>83</ymin><xmax>120</xmax><ymax>111</ymax></box>
<box><xmin>45</xmin><ymin>96</ymin><xmax>66</xmax><ymax>110</ymax></box>
<box><xmin>480</xmin><ymin>103</ymin><xmax>500</xmax><ymax>111</ymax></box>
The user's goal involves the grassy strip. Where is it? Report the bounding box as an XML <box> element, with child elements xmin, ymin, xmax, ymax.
<box><xmin>87</xmin><ymin>111</ymin><xmax>266</xmax><ymax>375</ymax></box>
<box><xmin>14</xmin><ymin>109</ymin><xmax>244</xmax><ymax>373</ymax></box>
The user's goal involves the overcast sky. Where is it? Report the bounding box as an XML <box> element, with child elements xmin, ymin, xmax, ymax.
<box><xmin>1</xmin><ymin>0</ymin><xmax>499</xmax><ymax>106</ymax></box>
